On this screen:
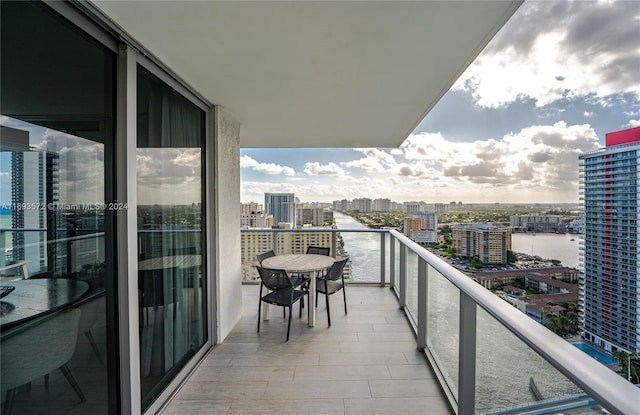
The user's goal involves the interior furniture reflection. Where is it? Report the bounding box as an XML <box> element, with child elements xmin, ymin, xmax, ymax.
<box><xmin>0</xmin><ymin>261</ymin><xmax>29</xmax><ymax>283</ymax></box>
<box><xmin>0</xmin><ymin>309</ymin><xmax>86</xmax><ymax>415</ymax></box>
<box><xmin>138</xmin><ymin>255</ymin><xmax>202</xmax><ymax>377</ymax></box>
<box><xmin>0</xmin><ymin>279</ymin><xmax>89</xmax><ymax>329</ymax></box>
<box><xmin>315</xmin><ymin>257</ymin><xmax>349</xmax><ymax>326</ymax></box>
<box><xmin>256</xmin><ymin>267</ymin><xmax>308</xmax><ymax>341</ymax></box>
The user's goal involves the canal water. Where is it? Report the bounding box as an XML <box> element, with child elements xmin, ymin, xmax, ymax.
<box><xmin>333</xmin><ymin>212</ymin><xmax>586</xmax><ymax>413</ymax></box>
<box><xmin>512</xmin><ymin>233</ymin><xmax>580</xmax><ymax>269</ymax></box>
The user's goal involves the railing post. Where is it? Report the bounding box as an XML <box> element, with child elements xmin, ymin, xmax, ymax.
<box><xmin>399</xmin><ymin>244</ymin><xmax>407</xmax><ymax>308</ymax></box>
<box><xmin>271</xmin><ymin>230</ymin><xmax>278</xmax><ymax>254</ymax></box>
<box><xmin>331</xmin><ymin>231</ymin><xmax>337</xmax><ymax>258</ymax></box>
<box><xmin>379</xmin><ymin>232</ymin><xmax>386</xmax><ymax>286</ymax></box>
<box><xmin>417</xmin><ymin>257</ymin><xmax>428</xmax><ymax>351</ymax></box>
<box><xmin>458</xmin><ymin>292</ymin><xmax>477</xmax><ymax>415</ymax></box>
<box><xmin>389</xmin><ymin>236</ymin><xmax>395</xmax><ymax>288</ymax></box>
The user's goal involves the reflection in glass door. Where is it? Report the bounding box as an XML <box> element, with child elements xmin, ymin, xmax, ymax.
<box><xmin>1</xmin><ymin>2</ymin><xmax>116</xmax><ymax>414</ymax></box>
<box><xmin>136</xmin><ymin>66</ymin><xmax>206</xmax><ymax>409</ymax></box>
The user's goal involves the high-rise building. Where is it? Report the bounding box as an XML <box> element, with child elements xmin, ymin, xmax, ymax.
<box><xmin>332</xmin><ymin>199</ymin><xmax>349</xmax><ymax>212</ymax></box>
<box><xmin>240</xmin><ymin>211</ymin><xmax>274</xmax><ymax>228</ymax></box>
<box><xmin>240</xmin><ymin>202</ymin><xmax>262</xmax><ymax>214</ymax></box>
<box><xmin>372</xmin><ymin>198</ymin><xmax>392</xmax><ymax>212</ymax></box>
<box><xmin>403</xmin><ymin>217</ymin><xmax>424</xmax><ymax>237</ymax></box>
<box><xmin>405</xmin><ymin>201</ymin><xmax>424</xmax><ymax>213</ymax></box>
<box><xmin>510</xmin><ymin>214</ymin><xmax>565</xmax><ymax>233</ymax></box>
<box><xmin>7</xmin><ymin>127</ymin><xmax>59</xmax><ymax>275</ymax></box>
<box><xmin>579</xmin><ymin>127</ymin><xmax>640</xmax><ymax>354</ymax></box>
<box><xmin>434</xmin><ymin>203</ymin><xmax>449</xmax><ymax>213</ymax></box>
<box><xmin>296</xmin><ymin>207</ymin><xmax>333</xmax><ymax>227</ymax></box>
<box><xmin>452</xmin><ymin>224</ymin><xmax>512</xmax><ymax>264</ymax></box>
<box><xmin>352</xmin><ymin>198</ymin><xmax>372</xmax><ymax>213</ymax></box>
<box><xmin>415</xmin><ymin>211</ymin><xmax>438</xmax><ymax>231</ymax></box>
<box><xmin>264</xmin><ymin>193</ymin><xmax>295</xmax><ymax>227</ymax></box>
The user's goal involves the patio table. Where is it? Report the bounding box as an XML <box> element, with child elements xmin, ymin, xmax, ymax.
<box><xmin>261</xmin><ymin>253</ymin><xmax>335</xmax><ymax>327</ymax></box>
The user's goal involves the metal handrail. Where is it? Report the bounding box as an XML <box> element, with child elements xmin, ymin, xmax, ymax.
<box><xmin>389</xmin><ymin>229</ymin><xmax>639</xmax><ymax>415</ymax></box>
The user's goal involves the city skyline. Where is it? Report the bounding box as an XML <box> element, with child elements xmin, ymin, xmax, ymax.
<box><xmin>241</xmin><ymin>0</ymin><xmax>640</xmax><ymax>204</ymax></box>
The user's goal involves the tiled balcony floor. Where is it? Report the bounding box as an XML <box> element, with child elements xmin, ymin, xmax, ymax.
<box><xmin>161</xmin><ymin>284</ymin><xmax>452</xmax><ymax>415</ymax></box>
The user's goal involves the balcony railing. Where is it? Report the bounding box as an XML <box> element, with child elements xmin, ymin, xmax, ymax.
<box><xmin>241</xmin><ymin>227</ymin><xmax>639</xmax><ymax>414</ymax></box>
<box><xmin>0</xmin><ymin>228</ymin><xmax>105</xmax><ymax>281</ymax></box>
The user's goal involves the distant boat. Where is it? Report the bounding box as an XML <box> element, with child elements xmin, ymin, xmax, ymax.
<box><xmin>570</xmin><ymin>238</ymin><xmax>575</xmax><ymax>241</ymax></box>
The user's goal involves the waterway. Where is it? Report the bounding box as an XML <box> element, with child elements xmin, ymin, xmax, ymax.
<box><xmin>512</xmin><ymin>233</ymin><xmax>580</xmax><ymax>269</ymax></box>
<box><xmin>333</xmin><ymin>212</ymin><xmax>385</xmax><ymax>283</ymax></box>
<box><xmin>333</xmin><ymin>212</ymin><xmax>586</xmax><ymax>413</ymax></box>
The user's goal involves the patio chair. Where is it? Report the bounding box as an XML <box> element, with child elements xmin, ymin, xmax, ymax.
<box><xmin>256</xmin><ymin>250</ymin><xmax>275</xmax><ymax>265</ymax></box>
<box><xmin>296</xmin><ymin>246</ymin><xmax>330</xmax><ymax>288</ymax></box>
<box><xmin>315</xmin><ymin>257</ymin><xmax>349</xmax><ymax>327</ymax></box>
<box><xmin>256</xmin><ymin>266</ymin><xmax>307</xmax><ymax>341</ymax></box>
<box><xmin>306</xmin><ymin>246</ymin><xmax>330</xmax><ymax>256</ymax></box>
<box><xmin>258</xmin><ymin>250</ymin><xmax>308</xmax><ymax>313</ymax></box>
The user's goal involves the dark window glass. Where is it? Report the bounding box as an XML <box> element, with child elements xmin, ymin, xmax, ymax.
<box><xmin>137</xmin><ymin>66</ymin><xmax>206</xmax><ymax>410</ymax></box>
<box><xmin>1</xmin><ymin>1</ymin><xmax>117</xmax><ymax>414</ymax></box>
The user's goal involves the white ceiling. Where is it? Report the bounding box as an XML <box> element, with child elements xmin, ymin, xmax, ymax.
<box><xmin>92</xmin><ymin>1</ymin><xmax>521</xmax><ymax>148</ymax></box>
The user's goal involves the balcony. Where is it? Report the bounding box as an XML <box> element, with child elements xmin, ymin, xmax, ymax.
<box><xmin>161</xmin><ymin>227</ymin><xmax>639</xmax><ymax>415</ymax></box>
<box><xmin>162</xmin><ymin>284</ymin><xmax>451</xmax><ymax>415</ymax></box>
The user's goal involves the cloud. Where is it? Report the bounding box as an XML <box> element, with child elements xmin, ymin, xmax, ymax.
<box><xmin>401</xmin><ymin>122</ymin><xmax>600</xmax><ymax>195</ymax></box>
<box><xmin>455</xmin><ymin>1</ymin><xmax>640</xmax><ymax>108</ymax></box>
<box><xmin>240</xmin><ymin>155</ymin><xmax>295</xmax><ymax>176</ymax></box>
<box><xmin>137</xmin><ymin>148</ymin><xmax>202</xmax><ymax>204</ymax></box>
<box><xmin>36</xmin><ymin>129</ymin><xmax>105</xmax><ymax>204</ymax></box>
<box><xmin>303</xmin><ymin>162</ymin><xmax>347</xmax><ymax>177</ymax></box>
<box><xmin>342</xmin><ymin>148</ymin><xmax>396</xmax><ymax>173</ymax></box>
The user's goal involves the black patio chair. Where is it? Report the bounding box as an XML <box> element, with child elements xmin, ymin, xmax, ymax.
<box><xmin>256</xmin><ymin>250</ymin><xmax>275</xmax><ymax>265</ymax></box>
<box><xmin>257</xmin><ymin>250</ymin><xmax>308</xmax><ymax>314</ymax></box>
<box><xmin>315</xmin><ymin>257</ymin><xmax>349</xmax><ymax>327</ymax></box>
<box><xmin>306</xmin><ymin>246</ymin><xmax>330</xmax><ymax>256</ymax></box>
<box><xmin>256</xmin><ymin>266</ymin><xmax>307</xmax><ymax>341</ymax></box>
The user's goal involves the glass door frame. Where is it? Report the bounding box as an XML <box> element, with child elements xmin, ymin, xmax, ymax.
<box><xmin>44</xmin><ymin>2</ymin><xmax>217</xmax><ymax>414</ymax></box>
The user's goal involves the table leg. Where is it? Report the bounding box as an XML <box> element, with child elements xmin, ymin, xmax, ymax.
<box><xmin>263</xmin><ymin>289</ymin><xmax>270</xmax><ymax>321</ymax></box>
<box><xmin>308</xmin><ymin>272</ymin><xmax>316</xmax><ymax>327</ymax></box>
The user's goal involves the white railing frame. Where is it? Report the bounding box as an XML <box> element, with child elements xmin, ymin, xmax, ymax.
<box><xmin>240</xmin><ymin>227</ymin><xmax>639</xmax><ymax>415</ymax></box>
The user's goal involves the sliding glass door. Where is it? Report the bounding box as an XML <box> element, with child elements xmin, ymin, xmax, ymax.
<box><xmin>136</xmin><ymin>66</ymin><xmax>207</xmax><ymax>409</ymax></box>
<box><xmin>1</xmin><ymin>2</ymin><xmax>116</xmax><ymax>414</ymax></box>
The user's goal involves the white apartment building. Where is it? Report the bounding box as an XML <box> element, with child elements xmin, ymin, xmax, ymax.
<box><xmin>240</xmin><ymin>202</ymin><xmax>262</xmax><ymax>214</ymax></box>
<box><xmin>240</xmin><ymin>211</ymin><xmax>274</xmax><ymax>228</ymax></box>
<box><xmin>372</xmin><ymin>198</ymin><xmax>392</xmax><ymax>212</ymax></box>
<box><xmin>452</xmin><ymin>224</ymin><xmax>512</xmax><ymax>264</ymax></box>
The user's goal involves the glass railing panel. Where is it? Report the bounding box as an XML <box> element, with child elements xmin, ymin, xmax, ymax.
<box><xmin>405</xmin><ymin>250</ymin><xmax>419</xmax><ymax>321</ymax></box>
<box><xmin>426</xmin><ymin>264</ymin><xmax>460</xmax><ymax>395</ymax></box>
<box><xmin>475</xmin><ymin>306</ymin><xmax>592</xmax><ymax>414</ymax></box>
<box><xmin>0</xmin><ymin>229</ymin><xmax>47</xmax><ymax>278</ymax></box>
<box><xmin>338</xmin><ymin>230</ymin><xmax>381</xmax><ymax>283</ymax></box>
<box><xmin>392</xmin><ymin>237</ymin><xmax>400</xmax><ymax>288</ymax></box>
<box><xmin>241</xmin><ymin>230</ymin><xmax>384</xmax><ymax>283</ymax></box>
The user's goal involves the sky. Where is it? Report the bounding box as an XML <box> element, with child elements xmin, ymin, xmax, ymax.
<box><xmin>240</xmin><ymin>0</ymin><xmax>640</xmax><ymax>205</ymax></box>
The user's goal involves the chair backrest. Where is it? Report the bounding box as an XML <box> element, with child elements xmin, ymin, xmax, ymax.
<box><xmin>306</xmin><ymin>246</ymin><xmax>330</xmax><ymax>256</ymax></box>
<box><xmin>325</xmin><ymin>257</ymin><xmax>349</xmax><ymax>281</ymax></box>
<box><xmin>256</xmin><ymin>266</ymin><xmax>293</xmax><ymax>291</ymax></box>
<box><xmin>1</xmin><ymin>308</ymin><xmax>81</xmax><ymax>393</ymax></box>
<box><xmin>256</xmin><ymin>250</ymin><xmax>276</xmax><ymax>264</ymax></box>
